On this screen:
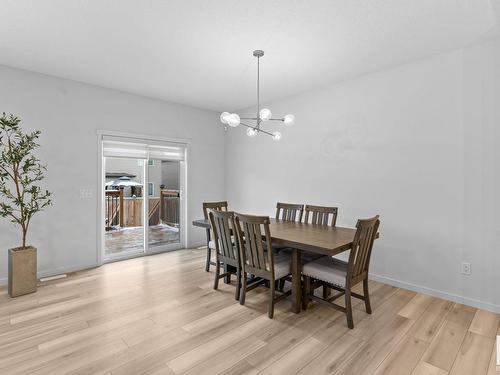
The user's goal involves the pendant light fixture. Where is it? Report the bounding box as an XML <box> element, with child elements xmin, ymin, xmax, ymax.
<box><xmin>220</xmin><ymin>50</ymin><xmax>295</xmax><ymax>140</ymax></box>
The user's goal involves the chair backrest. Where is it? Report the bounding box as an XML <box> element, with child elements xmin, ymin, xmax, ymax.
<box><xmin>234</xmin><ymin>212</ymin><xmax>274</xmax><ymax>279</ymax></box>
<box><xmin>208</xmin><ymin>210</ymin><xmax>238</xmax><ymax>264</ymax></box>
<box><xmin>304</xmin><ymin>205</ymin><xmax>338</xmax><ymax>226</ymax></box>
<box><xmin>202</xmin><ymin>201</ymin><xmax>228</xmax><ymax>219</ymax></box>
<box><xmin>347</xmin><ymin>216</ymin><xmax>380</xmax><ymax>283</ymax></box>
<box><xmin>275</xmin><ymin>202</ymin><xmax>304</xmax><ymax>222</ymax></box>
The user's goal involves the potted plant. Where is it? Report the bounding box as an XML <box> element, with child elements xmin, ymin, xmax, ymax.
<box><xmin>0</xmin><ymin>113</ymin><xmax>52</xmax><ymax>297</ymax></box>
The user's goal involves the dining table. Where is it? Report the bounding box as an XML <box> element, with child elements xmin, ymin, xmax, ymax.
<box><xmin>192</xmin><ymin>218</ymin><xmax>378</xmax><ymax>313</ymax></box>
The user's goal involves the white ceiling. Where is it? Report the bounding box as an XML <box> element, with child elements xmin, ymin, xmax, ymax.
<box><xmin>0</xmin><ymin>0</ymin><xmax>498</xmax><ymax>112</ymax></box>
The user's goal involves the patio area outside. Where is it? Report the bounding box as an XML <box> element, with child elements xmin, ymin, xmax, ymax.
<box><xmin>105</xmin><ymin>224</ymin><xmax>180</xmax><ymax>254</ymax></box>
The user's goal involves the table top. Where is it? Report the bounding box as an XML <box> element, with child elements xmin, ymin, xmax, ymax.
<box><xmin>268</xmin><ymin>220</ymin><xmax>359</xmax><ymax>256</ymax></box>
<box><xmin>192</xmin><ymin>218</ymin><xmax>376</xmax><ymax>256</ymax></box>
<box><xmin>192</xmin><ymin>219</ymin><xmax>210</xmax><ymax>229</ymax></box>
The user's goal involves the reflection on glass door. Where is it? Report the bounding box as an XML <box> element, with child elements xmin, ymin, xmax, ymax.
<box><xmin>104</xmin><ymin>157</ymin><xmax>145</xmax><ymax>258</ymax></box>
<box><xmin>147</xmin><ymin>160</ymin><xmax>181</xmax><ymax>249</ymax></box>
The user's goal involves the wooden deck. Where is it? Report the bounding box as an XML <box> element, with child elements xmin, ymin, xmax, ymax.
<box><xmin>0</xmin><ymin>248</ymin><xmax>498</xmax><ymax>374</ymax></box>
<box><xmin>105</xmin><ymin>224</ymin><xmax>180</xmax><ymax>254</ymax></box>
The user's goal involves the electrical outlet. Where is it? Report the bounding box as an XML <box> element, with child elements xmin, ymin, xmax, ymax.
<box><xmin>461</xmin><ymin>262</ymin><xmax>471</xmax><ymax>275</ymax></box>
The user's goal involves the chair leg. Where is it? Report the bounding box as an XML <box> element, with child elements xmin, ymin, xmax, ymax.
<box><xmin>239</xmin><ymin>271</ymin><xmax>247</xmax><ymax>305</ymax></box>
<box><xmin>213</xmin><ymin>262</ymin><xmax>220</xmax><ymax>290</ymax></box>
<box><xmin>302</xmin><ymin>275</ymin><xmax>311</xmax><ymax>310</ymax></box>
<box><xmin>224</xmin><ymin>263</ymin><xmax>231</xmax><ymax>284</ymax></box>
<box><xmin>268</xmin><ymin>279</ymin><xmax>275</xmax><ymax>319</ymax></box>
<box><xmin>205</xmin><ymin>247</ymin><xmax>211</xmax><ymax>272</ymax></box>
<box><xmin>235</xmin><ymin>267</ymin><xmax>241</xmax><ymax>301</ymax></box>
<box><xmin>205</xmin><ymin>229</ymin><xmax>211</xmax><ymax>272</ymax></box>
<box><xmin>322</xmin><ymin>285</ymin><xmax>331</xmax><ymax>299</ymax></box>
<box><xmin>363</xmin><ymin>278</ymin><xmax>372</xmax><ymax>314</ymax></box>
<box><xmin>345</xmin><ymin>287</ymin><xmax>354</xmax><ymax>329</ymax></box>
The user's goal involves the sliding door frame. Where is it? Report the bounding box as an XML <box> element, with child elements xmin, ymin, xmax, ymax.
<box><xmin>97</xmin><ymin>130</ymin><xmax>190</xmax><ymax>265</ymax></box>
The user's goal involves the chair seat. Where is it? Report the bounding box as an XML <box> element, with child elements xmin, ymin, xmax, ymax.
<box><xmin>272</xmin><ymin>254</ymin><xmax>292</xmax><ymax>279</ymax></box>
<box><xmin>243</xmin><ymin>252</ymin><xmax>291</xmax><ymax>279</ymax></box>
<box><xmin>302</xmin><ymin>256</ymin><xmax>347</xmax><ymax>288</ymax></box>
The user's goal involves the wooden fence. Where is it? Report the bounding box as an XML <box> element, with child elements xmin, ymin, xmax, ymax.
<box><xmin>105</xmin><ymin>189</ymin><xmax>180</xmax><ymax>230</ymax></box>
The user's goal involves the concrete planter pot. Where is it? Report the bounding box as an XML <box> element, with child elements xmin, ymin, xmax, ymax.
<box><xmin>8</xmin><ymin>246</ymin><xmax>37</xmax><ymax>297</ymax></box>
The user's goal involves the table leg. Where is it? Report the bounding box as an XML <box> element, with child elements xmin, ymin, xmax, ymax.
<box><xmin>291</xmin><ymin>249</ymin><xmax>301</xmax><ymax>313</ymax></box>
<box><xmin>205</xmin><ymin>229</ymin><xmax>211</xmax><ymax>272</ymax></box>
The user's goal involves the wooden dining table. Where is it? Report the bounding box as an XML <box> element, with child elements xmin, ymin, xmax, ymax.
<box><xmin>192</xmin><ymin>218</ymin><xmax>377</xmax><ymax>313</ymax></box>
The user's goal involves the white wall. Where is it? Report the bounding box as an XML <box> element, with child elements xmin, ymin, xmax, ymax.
<box><xmin>225</xmin><ymin>38</ymin><xmax>500</xmax><ymax>312</ymax></box>
<box><xmin>0</xmin><ymin>65</ymin><xmax>224</xmax><ymax>283</ymax></box>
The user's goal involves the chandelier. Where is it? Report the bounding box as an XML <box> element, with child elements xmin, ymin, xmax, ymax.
<box><xmin>220</xmin><ymin>50</ymin><xmax>295</xmax><ymax>141</ymax></box>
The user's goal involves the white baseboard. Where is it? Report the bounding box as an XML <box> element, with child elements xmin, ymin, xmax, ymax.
<box><xmin>0</xmin><ymin>261</ymin><xmax>100</xmax><ymax>287</ymax></box>
<box><xmin>370</xmin><ymin>273</ymin><xmax>500</xmax><ymax>314</ymax></box>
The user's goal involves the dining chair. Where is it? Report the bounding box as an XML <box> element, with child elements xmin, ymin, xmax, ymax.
<box><xmin>274</xmin><ymin>202</ymin><xmax>304</xmax><ymax>291</ymax></box>
<box><xmin>234</xmin><ymin>212</ymin><xmax>292</xmax><ymax>318</ymax></box>
<box><xmin>302</xmin><ymin>215</ymin><xmax>380</xmax><ymax>329</ymax></box>
<box><xmin>202</xmin><ymin>201</ymin><xmax>228</xmax><ymax>272</ymax></box>
<box><xmin>278</xmin><ymin>204</ymin><xmax>339</xmax><ymax>292</ymax></box>
<box><xmin>275</xmin><ymin>202</ymin><xmax>304</xmax><ymax>222</ymax></box>
<box><xmin>304</xmin><ymin>205</ymin><xmax>338</xmax><ymax>226</ymax></box>
<box><xmin>274</xmin><ymin>202</ymin><xmax>304</xmax><ymax>253</ymax></box>
<box><xmin>302</xmin><ymin>204</ymin><xmax>339</xmax><ymax>297</ymax></box>
<box><xmin>208</xmin><ymin>210</ymin><xmax>241</xmax><ymax>300</ymax></box>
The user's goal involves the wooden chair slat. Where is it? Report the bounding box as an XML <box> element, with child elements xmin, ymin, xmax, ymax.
<box><xmin>275</xmin><ymin>202</ymin><xmax>304</xmax><ymax>222</ymax></box>
<box><xmin>304</xmin><ymin>205</ymin><xmax>338</xmax><ymax>226</ymax></box>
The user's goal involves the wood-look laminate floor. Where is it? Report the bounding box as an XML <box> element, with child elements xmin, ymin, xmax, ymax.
<box><xmin>0</xmin><ymin>248</ymin><xmax>498</xmax><ymax>375</ymax></box>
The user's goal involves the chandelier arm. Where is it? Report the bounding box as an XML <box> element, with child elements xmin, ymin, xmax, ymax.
<box><xmin>268</xmin><ymin>118</ymin><xmax>285</xmax><ymax>122</ymax></box>
<box><xmin>239</xmin><ymin>121</ymin><xmax>256</xmax><ymax>129</ymax></box>
<box><xmin>258</xmin><ymin>129</ymin><xmax>274</xmax><ymax>137</ymax></box>
<box><xmin>240</xmin><ymin>121</ymin><xmax>274</xmax><ymax>137</ymax></box>
<box><xmin>240</xmin><ymin>117</ymin><xmax>259</xmax><ymax>120</ymax></box>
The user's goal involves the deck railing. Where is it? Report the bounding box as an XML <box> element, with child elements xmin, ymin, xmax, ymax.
<box><xmin>105</xmin><ymin>190</ymin><xmax>124</xmax><ymax>231</ymax></box>
<box><xmin>160</xmin><ymin>190</ymin><xmax>180</xmax><ymax>227</ymax></box>
<box><xmin>105</xmin><ymin>189</ymin><xmax>180</xmax><ymax>230</ymax></box>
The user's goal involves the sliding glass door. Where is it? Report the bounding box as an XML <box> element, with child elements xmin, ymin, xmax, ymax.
<box><xmin>102</xmin><ymin>136</ymin><xmax>186</xmax><ymax>262</ymax></box>
<box><xmin>147</xmin><ymin>159</ymin><xmax>181</xmax><ymax>250</ymax></box>
<box><xmin>104</xmin><ymin>157</ymin><xmax>146</xmax><ymax>258</ymax></box>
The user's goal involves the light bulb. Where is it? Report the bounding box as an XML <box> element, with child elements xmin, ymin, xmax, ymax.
<box><xmin>220</xmin><ymin>112</ymin><xmax>231</xmax><ymax>124</ymax></box>
<box><xmin>227</xmin><ymin>113</ymin><xmax>240</xmax><ymax>127</ymax></box>
<box><xmin>272</xmin><ymin>131</ymin><xmax>282</xmax><ymax>141</ymax></box>
<box><xmin>283</xmin><ymin>114</ymin><xmax>295</xmax><ymax>126</ymax></box>
<box><xmin>259</xmin><ymin>108</ymin><xmax>272</xmax><ymax>121</ymax></box>
<box><xmin>246</xmin><ymin>127</ymin><xmax>257</xmax><ymax>137</ymax></box>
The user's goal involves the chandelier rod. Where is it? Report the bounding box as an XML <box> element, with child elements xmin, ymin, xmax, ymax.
<box><xmin>257</xmin><ymin>54</ymin><xmax>260</xmax><ymax>128</ymax></box>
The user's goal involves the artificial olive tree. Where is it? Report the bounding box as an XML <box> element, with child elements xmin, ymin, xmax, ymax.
<box><xmin>0</xmin><ymin>113</ymin><xmax>52</xmax><ymax>248</ymax></box>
